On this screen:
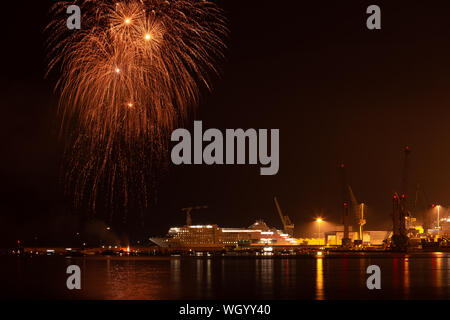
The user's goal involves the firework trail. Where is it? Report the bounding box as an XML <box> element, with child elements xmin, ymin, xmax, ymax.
<box><xmin>46</xmin><ymin>0</ymin><xmax>227</xmax><ymax>220</ymax></box>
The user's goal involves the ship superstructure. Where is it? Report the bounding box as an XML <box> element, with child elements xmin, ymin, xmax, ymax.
<box><xmin>150</xmin><ymin>220</ymin><xmax>298</xmax><ymax>248</ymax></box>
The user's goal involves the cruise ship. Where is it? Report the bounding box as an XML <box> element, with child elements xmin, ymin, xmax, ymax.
<box><xmin>150</xmin><ymin>220</ymin><xmax>299</xmax><ymax>248</ymax></box>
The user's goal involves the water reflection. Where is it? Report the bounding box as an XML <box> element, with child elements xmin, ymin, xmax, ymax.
<box><xmin>8</xmin><ymin>254</ymin><xmax>450</xmax><ymax>300</ymax></box>
<box><xmin>282</xmin><ymin>259</ymin><xmax>289</xmax><ymax>286</ymax></box>
<box><xmin>255</xmin><ymin>259</ymin><xmax>274</xmax><ymax>297</ymax></box>
<box><xmin>403</xmin><ymin>258</ymin><xmax>410</xmax><ymax>298</ymax></box>
<box><xmin>434</xmin><ymin>253</ymin><xmax>443</xmax><ymax>297</ymax></box>
<box><xmin>340</xmin><ymin>258</ymin><xmax>348</xmax><ymax>288</ymax></box>
<box><xmin>206</xmin><ymin>259</ymin><xmax>212</xmax><ymax>295</ymax></box>
<box><xmin>221</xmin><ymin>258</ymin><xmax>225</xmax><ymax>284</ymax></box>
<box><xmin>196</xmin><ymin>259</ymin><xmax>203</xmax><ymax>283</ymax></box>
<box><xmin>98</xmin><ymin>257</ymin><xmax>168</xmax><ymax>299</ymax></box>
<box><xmin>262</xmin><ymin>259</ymin><xmax>274</xmax><ymax>295</ymax></box>
<box><xmin>392</xmin><ymin>258</ymin><xmax>399</xmax><ymax>289</ymax></box>
<box><xmin>106</xmin><ymin>257</ymin><xmax>110</xmax><ymax>279</ymax></box>
<box><xmin>170</xmin><ymin>258</ymin><xmax>181</xmax><ymax>294</ymax></box>
<box><xmin>316</xmin><ymin>258</ymin><xmax>324</xmax><ymax>300</ymax></box>
<box><xmin>447</xmin><ymin>257</ymin><xmax>450</xmax><ymax>287</ymax></box>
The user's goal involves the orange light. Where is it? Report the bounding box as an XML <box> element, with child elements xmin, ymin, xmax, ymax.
<box><xmin>145</xmin><ymin>34</ymin><xmax>152</xmax><ymax>41</ymax></box>
<box><xmin>125</xmin><ymin>18</ymin><xmax>131</xmax><ymax>24</ymax></box>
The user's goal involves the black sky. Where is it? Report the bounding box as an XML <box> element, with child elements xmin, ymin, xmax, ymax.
<box><xmin>2</xmin><ymin>1</ymin><xmax>450</xmax><ymax>245</ymax></box>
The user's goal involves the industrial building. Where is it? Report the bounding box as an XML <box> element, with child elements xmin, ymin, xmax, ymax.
<box><xmin>323</xmin><ymin>230</ymin><xmax>391</xmax><ymax>246</ymax></box>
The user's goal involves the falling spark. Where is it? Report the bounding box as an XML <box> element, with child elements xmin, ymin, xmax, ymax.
<box><xmin>45</xmin><ymin>0</ymin><xmax>227</xmax><ymax>218</ymax></box>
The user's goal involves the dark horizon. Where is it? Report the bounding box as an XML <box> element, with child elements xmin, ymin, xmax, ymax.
<box><xmin>3</xmin><ymin>0</ymin><xmax>450</xmax><ymax>246</ymax></box>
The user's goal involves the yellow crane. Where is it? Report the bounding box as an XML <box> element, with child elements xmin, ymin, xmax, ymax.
<box><xmin>348</xmin><ymin>185</ymin><xmax>366</xmax><ymax>242</ymax></box>
<box><xmin>273</xmin><ymin>197</ymin><xmax>295</xmax><ymax>237</ymax></box>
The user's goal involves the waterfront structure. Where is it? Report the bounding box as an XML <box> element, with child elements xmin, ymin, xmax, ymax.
<box><xmin>324</xmin><ymin>230</ymin><xmax>391</xmax><ymax>246</ymax></box>
<box><xmin>150</xmin><ymin>220</ymin><xmax>298</xmax><ymax>248</ymax></box>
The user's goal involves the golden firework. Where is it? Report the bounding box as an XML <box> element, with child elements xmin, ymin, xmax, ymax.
<box><xmin>46</xmin><ymin>0</ymin><xmax>227</xmax><ymax>216</ymax></box>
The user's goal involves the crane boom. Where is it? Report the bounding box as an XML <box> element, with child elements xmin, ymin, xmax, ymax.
<box><xmin>348</xmin><ymin>185</ymin><xmax>359</xmax><ymax>218</ymax></box>
<box><xmin>401</xmin><ymin>146</ymin><xmax>411</xmax><ymax>199</ymax></box>
<box><xmin>340</xmin><ymin>164</ymin><xmax>351</xmax><ymax>246</ymax></box>
<box><xmin>348</xmin><ymin>185</ymin><xmax>366</xmax><ymax>241</ymax></box>
<box><xmin>273</xmin><ymin>197</ymin><xmax>294</xmax><ymax>236</ymax></box>
<box><xmin>390</xmin><ymin>146</ymin><xmax>411</xmax><ymax>250</ymax></box>
<box><xmin>274</xmin><ymin>196</ymin><xmax>286</xmax><ymax>229</ymax></box>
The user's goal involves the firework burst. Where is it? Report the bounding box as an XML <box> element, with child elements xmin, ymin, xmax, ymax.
<box><xmin>46</xmin><ymin>0</ymin><xmax>227</xmax><ymax>219</ymax></box>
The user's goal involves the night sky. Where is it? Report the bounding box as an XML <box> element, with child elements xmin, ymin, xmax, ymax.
<box><xmin>2</xmin><ymin>1</ymin><xmax>450</xmax><ymax>246</ymax></box>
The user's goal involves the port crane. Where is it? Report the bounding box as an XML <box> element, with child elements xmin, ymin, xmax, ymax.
<box><xmin>181</xmin><ymin>205</ymin><xmax>208</xmax><ymax>226</ymax></box>
<box><xmin>340</xmin><ymin>164</ymin><xmax>365</xmax><ymax>246</ymax></box>
<box><xmin>348</xmin><ymin>185</ymin><xmax>366</xmax><ymax>242</ymax></box>
<box><xmin>273</xmin><ymin>197</ymin><xmax>295</xmax><ymax>237</ymax></box>
<box><xmin>340</xmin><ymin>163</ymin><xmax>352</xmax><ymax>247</ymax></box>
<box><xmin>391</xmin><ymin>146</ymin><xmax>411</xmax><ymax>250</ymax></box>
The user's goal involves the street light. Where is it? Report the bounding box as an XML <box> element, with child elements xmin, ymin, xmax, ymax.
<box><xmin>316</xmin><ymin>218</ymin><xmax>323</xmax><ymax>244</ymax></box>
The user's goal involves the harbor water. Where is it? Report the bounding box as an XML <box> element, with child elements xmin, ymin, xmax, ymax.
<box><xmin>3</xmin><ymin>253</ymin><xmax>450</xmax><ymax>300</ymax></box>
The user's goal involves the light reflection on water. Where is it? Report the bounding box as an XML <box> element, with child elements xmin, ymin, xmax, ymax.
<box><xmin>434</xmin><ymin>253</ymin><xmax>443</xmax><ymax>298</ymax></box>
<box><xmin>170</xmin><ymin>258</ymin><xmax>180</xmax><ymax>294</ymax></box>
<box><xmin>403</xmin><ymin>258</ymin><xmax>410</xmax><ymax>299</ymax></box>
<box><xmin>315</xmin><ymin>258</ymin><xmax>324</xmax><ymax>300</ymax></box>
<box><xmin>206</xmin><ymin>259</ymin><xmax>212</xmax><ymax>294</ymax></box>
<box><xmin>101</xmin><ymin>257</ymin><xmax>168</xmax><ymax>299</ymax></box>
<box><xmin>5</xmin><ymin>254</ymin><xmax>450</xmax><ymax>299</ymax></box>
